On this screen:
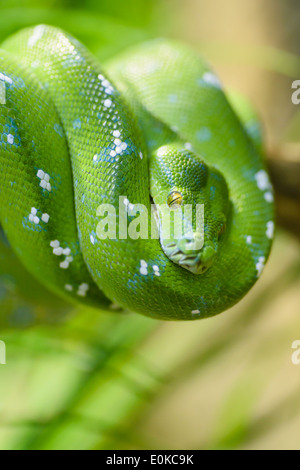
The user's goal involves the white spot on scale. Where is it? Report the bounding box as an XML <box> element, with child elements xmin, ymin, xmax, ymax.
<box><xmin>60</xmin><ymin>261</ymin><xmax>69</xmax><ymax>269</ymax></box>
<box><xmin>41</xmin><ymin>213</ymin><xmax>50</xmax><ymax>223</ymax></box>
<box><xmin>105</xmin><ymin>87</ymin><xmax>114</xmax><ymax>95</ymax></box>
<box><xmin>139</xmin><ymin>152</ymin><xmax>143</xmax><ymax>160</ymax></box>
<box><xmin>153</xmin><ymin>265</ymin><xmax>160</xmax><ymax>277</ymax></box>
<box><xmin>264</xmin><ymin>192</ymin><xmax>274</xmax><ymax>203</ymax></box>
<box><xmin>202</xmin><ymin>72</ymin><xmax>222</xmax><ymax>89</ymax></box>
<box><xmin>65</xmin><ymin>284</ymin><xmax>73</xmax><ymax>292</ymax></box>
<box><xmin>256</xmin><ymin>256</ymin><xmax>266</xmax><ymax>277</ymax></box>
<box><xmin>90</xmin><ymin>234</ymin><xmax>95</xmax><ymax>245</ymax></box>
<box><xmin>102</xmin><ymin>79</ymin><xmax>111</xmax><ymax>88</ymax></box>
<box><xmin>51</xmin><ymin>240</ymin><xmax>73</xmax><ymax>268</ymax></box>
<box><xmin>140</xmin><ymin>267</ymin><xmax>148</xmax><ymax>276</ymax></box>
<box><xmin>37</xmin><ymin>169</ymin><xmax>51</xmax><ymax>192</ymax></box>
<box><xmin>113</xmin><ymin>130</ymin><xmax>121</xmax><ymax>138</ymax></box>
<box><xmin>255</xmin><ymin>170</ymin><xmax>272</xmax><ymax>191</ymax></box>
<box><xmin>28</xmin><ymin>207</ymin><xmax>41</xmax><ymax>225</ymax></box>
<box><xmin>246</xmin><ymin>236</ymin><xmax>252</xmax><ymax>245</ymax></box>
<box><xmin>140</xmin><ymin>259</ymin><xmax>148</xmax><ymax>276</ymax></box>
<box><xmin>266</xmin><ymin>221</ymin><xmax>275</xmax><ymax>239</ymax></box>
<box><xmin>7</xmin><ymin>134</ymin><xmax>14</xmax><ymax>144</ymax></box>
<box><xmin>191</xmin><ymin>310</ymin><xmax>200</xmax><ymax>315</ymax></box>
<box><xmin>37</xmin><ymin>169</ymin><xmax>45</xmax><ymax>179</ymax></box>
<box><xmin>28</xmin><ymin>213</ymin><xmax>39</xmax><ymax>224</ymax></box>
<box><xmin>103</xmin><ymin>99</ymin><xmax>112</xmax><ymax>108</ymax></box>
<box><xmin>53</xmin><ymin>247</ymin><xmax>64</xmax><ymax>256</ymax></box>
<box><xmin>77</xmin><ymin>283</ymin><xmax>89</xmax><ymax>297</ymax></box>
<box><xmin>113</xmin><ymin>138</ymin><xmax>127</xmax><ymax>152</ymax></box>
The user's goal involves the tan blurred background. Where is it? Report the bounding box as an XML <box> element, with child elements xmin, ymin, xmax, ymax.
<box><xmin>162</xmin><ymin>0</ymin><xmax>300</xmax><ymax>144</ymax></box>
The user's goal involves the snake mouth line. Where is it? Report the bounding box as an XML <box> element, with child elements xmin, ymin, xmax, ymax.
<box><xmin>162</xmin><ymin>241</ymin><xmax>215</xmax><ymax>275</ymax></box>
<box><xmin>151</xmin><ymin>199</ymin><xmax>212</xmax><ymax>274</ymax></box>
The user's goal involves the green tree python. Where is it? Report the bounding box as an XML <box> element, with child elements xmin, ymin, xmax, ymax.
<box><xmin>0</xmin><ymin>25</ymin><xmax>274</xmax><ymax>321</ymax></box>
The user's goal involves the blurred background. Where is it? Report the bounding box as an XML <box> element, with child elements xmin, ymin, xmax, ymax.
<box><xmin>0</xmin><ymin>0</ymin><xmax>300</xmax><ymax>450</ymax></box>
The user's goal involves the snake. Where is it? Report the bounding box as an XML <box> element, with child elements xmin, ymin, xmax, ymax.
<box><xmin>0</xmin><ymin>25</ymin><xmax>274</xmax><ymax>321</ymax></box>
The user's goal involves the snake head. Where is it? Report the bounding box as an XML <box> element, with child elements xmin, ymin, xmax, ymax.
<box><xmin>150</xmin><ymin>143</ymin><xmax>229</xmax><ymax>275</ymax></box>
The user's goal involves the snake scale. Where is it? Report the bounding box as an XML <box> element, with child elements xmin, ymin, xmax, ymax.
<box><xmin>0</xmin><ymin>25</ymin><xmax>274</xmax><ymax>321</ymax></box>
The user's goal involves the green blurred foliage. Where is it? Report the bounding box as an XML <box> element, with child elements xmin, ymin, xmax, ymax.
<box><xmin>0</xmin><ymin>0</ymin><xmax>162</xmax><ymax>61</ymax></box>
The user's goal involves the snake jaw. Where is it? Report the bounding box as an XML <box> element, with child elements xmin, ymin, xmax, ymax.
<box><xmin>162</xmin><ymin>239</ymin><xmax>216</xmax><ymax>275</ymax></box>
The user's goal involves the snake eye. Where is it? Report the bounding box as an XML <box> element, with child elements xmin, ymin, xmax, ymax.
<box><xmin>167</xmin><ymin>191</ymin><xmax>183</xmax><ymax>209</ymax></box>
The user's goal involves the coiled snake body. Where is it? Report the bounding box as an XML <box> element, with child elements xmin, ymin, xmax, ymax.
<box><xmin>0</xmin><ymin>26</ymin><xmax>274</xmax><ymax>320</ymax></box>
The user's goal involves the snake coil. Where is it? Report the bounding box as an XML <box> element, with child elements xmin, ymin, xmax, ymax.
<box><xmin>0</xmin><ymin>26</ymin><xmax>274</xmax><ymax>320</ymax></box>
